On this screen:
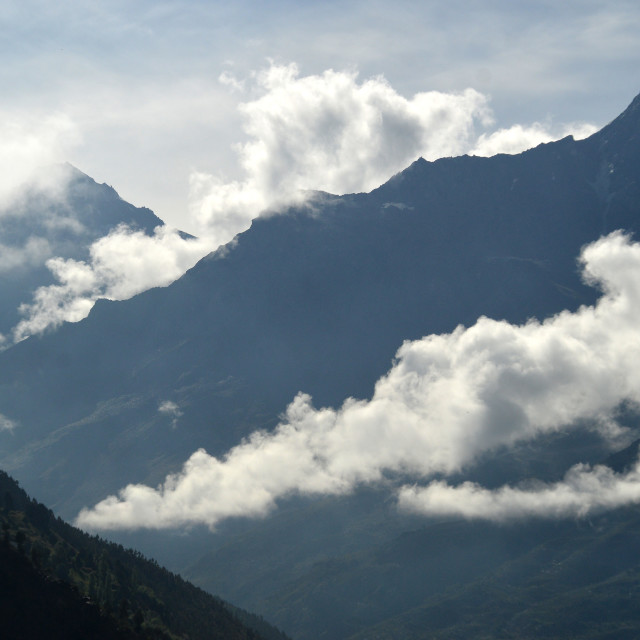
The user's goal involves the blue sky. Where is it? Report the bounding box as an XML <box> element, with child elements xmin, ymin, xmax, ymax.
<box><xmin>2</xmin><ymin>0</ymin><xmax>639</xmax><ymax>232</ymax></box>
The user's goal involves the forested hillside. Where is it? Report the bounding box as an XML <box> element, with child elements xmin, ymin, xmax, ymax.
<box><xmin>0</xmin><ymin>469</ymin><xmax>289</xmax><ymax>640</ymax></box>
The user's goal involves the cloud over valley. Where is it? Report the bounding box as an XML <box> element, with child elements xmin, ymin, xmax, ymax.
<box><xmin>76</xmin><ymin>232</ymin><xmax>640</xmax><ymax>531</ymax></box>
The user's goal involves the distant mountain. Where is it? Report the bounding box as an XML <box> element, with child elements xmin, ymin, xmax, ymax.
<box><xmin>0</xmin><ymin>92</ymin><xmax>639</xmax><ymax>639</ymax></box>
<box><xmin>0</xmin><ymin>469</ymin><xmax>289</xmax><ymax>640</ymax></box>
<box><xmin>0</xmin><ymin>164</ymin><xmax>163</xmax><ymax>338</ymax></box>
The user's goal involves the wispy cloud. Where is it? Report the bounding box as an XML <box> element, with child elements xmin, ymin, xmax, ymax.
<box><xmin>0</xmin><ymin>113</ymin><xmax>80</xmax><ymax>210</ymax></box>
<box><xmin>471</xmin><ymin>121</ymin><xmax>597</xmax><ymax>157</ymax></box>
<box><xmin>0</xmin><ymin>412</ymin><xmax>17</xmax><ymax>432</ymax></box>
<box><xmin>0</xmin><ymin>237</ymin><xmax>52</xmax><ymax>274</ymax></box>
<box><xmin>398</xmin><ymin>460</ymin><xmax>640</xmax><ymax>521</ymax></box>
<box><xmin>76</xmin><ymin>232</ymin><xmax>640</xmax><ymax>531</ymax></box>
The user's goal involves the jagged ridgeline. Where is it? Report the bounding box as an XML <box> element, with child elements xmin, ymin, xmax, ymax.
<box><xmin>0</xmin><ymin>469</ymin><xmax>289</xmax><ymax>640</ymax></box>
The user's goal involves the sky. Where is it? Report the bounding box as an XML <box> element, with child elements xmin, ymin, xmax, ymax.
<box><xmin>2</xmin><ymin>0</ymin><xmax>639</xmax><ymax>237</ymax></box>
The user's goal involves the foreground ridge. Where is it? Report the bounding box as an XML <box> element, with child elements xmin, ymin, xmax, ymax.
<box><xmin>0</xmin><ymin>469</ymin><xmax>290</xmax><ymax>640</ymax></box>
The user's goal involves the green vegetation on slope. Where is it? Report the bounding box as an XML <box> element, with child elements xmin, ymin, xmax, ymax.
<box><xmin>0</xmin><ymin>469</ymin><xmax>290</xmax><ymax>640</ymax></box>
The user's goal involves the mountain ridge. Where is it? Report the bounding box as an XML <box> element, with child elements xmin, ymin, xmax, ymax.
<box><xmin>1</xmin><ymin>91</ymin><xmax>640</xmax><ymax>639</ymax></box>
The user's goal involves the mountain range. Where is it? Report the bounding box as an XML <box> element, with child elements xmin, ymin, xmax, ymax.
<box><xmin>0</xmin><ymin>91</ymin><xmax>639</xmax><ymax>638</ymax></box>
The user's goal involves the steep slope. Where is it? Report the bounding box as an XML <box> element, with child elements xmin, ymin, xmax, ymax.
<box><xmin>345</xmin><ymin>508</ymin><xmax>640</xmax><ymax>640</ymax></box>
<box><xmin>1</xmin><ymin>543</ymin><xmax>145</xmax><ymax>640</ymax></box>
<box><xmin>0</xmin><ymin>469</ymin><xmax>288</xmax><ymax>640</ymax></box>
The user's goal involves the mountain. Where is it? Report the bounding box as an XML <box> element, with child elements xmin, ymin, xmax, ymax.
<box><xmin>0</xmin><ymin>468</ymin><xmax>289</xmax><ymax>640</ymax></box>
<box><xmin>2</xmin><ymin>95</ymin><xmax>639</xmax><ymax>514</ymax></box>
<box><xmin>0</xmin><ymin>164</ymin><xmax>163</xmax><ymax>338</ymax></box>
<box><xmin>0</xmin><ymin>92</ymin><xmax>639</xmax><ymax>638</ymax></box>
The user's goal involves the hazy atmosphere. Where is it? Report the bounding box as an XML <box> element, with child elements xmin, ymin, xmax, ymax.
<box><xmin>3</xmin><ymin>0</ymin><xmax>639</xmax><ymax>233</ymax></box>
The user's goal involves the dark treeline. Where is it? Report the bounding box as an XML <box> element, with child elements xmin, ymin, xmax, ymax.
<box><xmin>0</xmin><ymin>469</ymin><xmax>290</xmax><ymax>640</ymax></box>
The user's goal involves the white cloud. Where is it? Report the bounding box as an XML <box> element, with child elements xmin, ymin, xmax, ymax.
<box><xmin>471</xmin><ymin>121</ymin><xmax>598</xmax><ymax>157</ymax></box>
<box><xmin>0</xmin><ymin>113</ymin><xmax>80</xmax><ymax>209</ymax></box>
<box><xmin>189</xmin><ymin>63</ymin><xmax>597</xmax><ymax>249</ymax></box>
<box><xmin>397</xmin><ymin>460</ymin><xmax>640</xmax><ymax>521</ymax></box>
<box><xmin>13</xmin><ymin>224</ymin><xmax>212</xmax><ymax>341</ymax></box>
<box><xmin>76</xmin><ymin>232</ymin><xmax>640</xmax><ymax>531</ymax></box>
<box><xmin>190</xmin><ymin>63</ymin><xmax>494</xmax><ymax>246</ymax></box>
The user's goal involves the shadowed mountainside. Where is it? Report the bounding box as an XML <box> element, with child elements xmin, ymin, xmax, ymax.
<box><xmin>0</xmin><ymin>469</ymin><xmax>289</xmax><ymax>640</ymax></box>
<box><xmin>0</xmin><ymin>92</ymin><xmax>639</xmax><ymax>639</ymax></box>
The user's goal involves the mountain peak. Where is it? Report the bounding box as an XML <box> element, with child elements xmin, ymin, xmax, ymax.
<box><xmin>586</xmin><ymin>90</ymin><xmax>640</xmax><ymax>152</ymax></box>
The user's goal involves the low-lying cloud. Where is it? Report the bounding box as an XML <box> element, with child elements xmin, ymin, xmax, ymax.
<box><xmin>76</xmin><ymin>231</ymin><xmax>640</xmax><ymax>531</ymax></box>
<box><xmin>398</xmin><ymin>460</ymin><xmax>640</xmax><ymax>521</ymax></box>
<box><xmin>13</xmin><ymin>224</ymin><xmax>212</xmax><ymax>341</ymax></box>
<box><xmin>471</xmin><ymin>121</ymin><xmax>598</xmax><ymax>157</ymax></box>
<box><xmin>189</xmin><ymin>63</ymin><xmax>596</xmax><ymax>248</ymax></box>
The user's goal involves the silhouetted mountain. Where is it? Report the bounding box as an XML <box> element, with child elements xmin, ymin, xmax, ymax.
<box><xmin>0</xmin><ymin>92</ymin><xmax>639</xmax><ymax>639</ymax></box>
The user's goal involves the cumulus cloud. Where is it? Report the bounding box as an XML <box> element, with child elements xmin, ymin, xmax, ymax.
<box><xmin>0</xmin><ymin>66</ymin><xmax>597</xmax><ymax>342</ymax></box>
<box><xmin>397</xmin><ymin>461</ymin><xmax>640</xmax><ymax>521</ymax></box>
<box><xmin>13</xmin><ymin>225</ymin><xmax>212</xmax><ymax>341</ymax></box>
<box><xmin>189</xmin><ymin>63</ymin><xmax>597</xmax><ymax>248</ymax></box>
<box><xmin>190</xmin><ymin>63</ymin><xmax>494</xmax><ymax>246</ymax></box>
<box><xmin>76</xmin><ymin>232</ymin><xmax>640</xmax><ymax>531</ymax></box>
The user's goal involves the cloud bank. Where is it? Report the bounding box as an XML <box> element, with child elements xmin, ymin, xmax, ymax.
<box><xmin>77</xmin><ymin>231</ymin><xmax>640</xmax><ymax>531</ymax></box>
<box><xmin>189</xmin><ymin>63</ymin><xmax>596</xmax><ymax>248</ymax></box>
<box><xmin>398</xmin><ymin>460</ymin><xmax>640</xmax><ymax>521</ymax></box>
<box><xmin>13</xmin><ymin>225</ymin><xmax>212</xmax><ymax>341</ymax></box>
